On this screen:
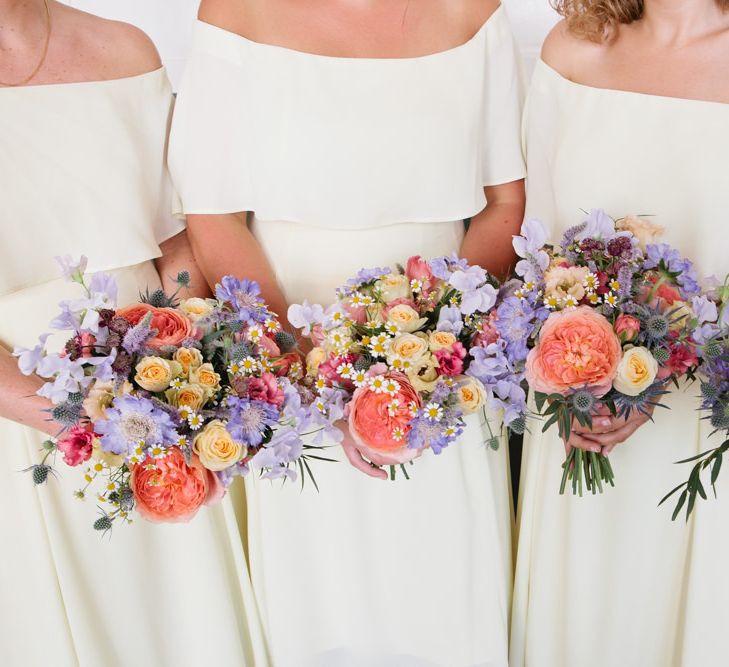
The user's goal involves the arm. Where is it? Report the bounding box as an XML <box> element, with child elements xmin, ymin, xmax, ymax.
<box><xmin>186</xmin><ymin>214</ymin><xmax>291</xmax><ymax>326</ymax></box>
<box><xmin>459</xmin><ymin>179</ymin><xmax>525</xmax><ymax>280</ymax></box>
<box><xmin>155</xmin><ymin>230</ymin><xmax>212</xmax><ymax>299</ymax></box>
<box><xmin>0</xmin><ymin>346</ymin><xmax>58</xmax><ymax>436</ymax></box>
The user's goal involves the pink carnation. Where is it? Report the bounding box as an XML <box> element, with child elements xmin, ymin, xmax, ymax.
<box><xmin>434</xmin><ymin>342</ymin><xmax>467</xmax><ymax>376</ymax></box>
<box><xmin>665</xmin><ymin>337</ymin><xmax>699</xmax><ymax>377</ymax></box>
<box><xmin>246</xmin><ymin>373</ymin><xmax>285</xmax><ymax>407</ymax></box>
<box><xmin>56</xmin><ymin>425</ymin><xmax>95</xmax><ymax>467</ymax></box>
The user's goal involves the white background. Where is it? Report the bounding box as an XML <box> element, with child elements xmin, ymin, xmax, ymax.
<box><xmin>65</xmin><ymin>0</ymin><xmax>559</xmax><ymax>89</ymax></box>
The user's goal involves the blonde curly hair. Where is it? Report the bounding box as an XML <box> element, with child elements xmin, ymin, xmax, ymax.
<box><xmin>553</xmin><ymin>0</ymin><xmax>728</xmax><ymax>41</ymax></box>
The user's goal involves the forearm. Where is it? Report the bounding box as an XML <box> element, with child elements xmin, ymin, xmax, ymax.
<box><xmin>186</xmin><ymin>214</ymin><xmax>291</xmax><ymax>327</ymax></box>
<box><xmin>459</xmin><ymin>180</ymin><xmax>525</xmax><ymax>280</ymax></box>
<box><xmin>0</xmin><ymin>346</ymin><xmax>58</xmax><ymax>436</ymax></box>
<box><xmin>155</xmin><ymin>230</ymin><xmax>212</xmax><ymax>299</ymax></box>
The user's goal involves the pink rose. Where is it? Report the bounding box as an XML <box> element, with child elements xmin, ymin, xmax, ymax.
<box><xmin>257</xmin><ymin>335</ymin><xmax>281</xmax><ymax>357</ymax></box>
<box><xmin>614</xmin><ymin>314</ymin><xmax>641</xmax><ymax>342</ymax></box>
<box><xmin>433</xmin><ymin>342</ymin><xmax>467</xmax><ymax>377</ymax></box>
<box><xmin>344</xmin><ymin>302</ymin><xmax>367</xmax><ymax>325</ymax></box>
<box><xmin>405</xmin><ymin>256</ymin><xmax>434</xmax><ymax>292</ymax></box>
<box><xmin>130</xmin><ymin>448</ymin><xmax>223</xmax><ymax>523</ymax></box>
<box><xmin>56</xmin><ymin>425</ymin><xmax>95</xmax><ymax>467</ymax></box>
<box><xmin>472</xmin><ymin>312</ymin><xmax>500</xmax><ymax>348</ymax></box>
<box><xmin>117</xmin><ymin>303</ymin><xmax>193</xmax><ymax>350</ymax></box>
<box><xmin>349</xmin><ymin>371</ymin><xmax>422</xmax><ymax>464</ymax></box>
<box><xmin>272</xmin><ymin>351</ymin><xmax>302</xmax><ymax>378</ymax></box>
<box><xmin>246</xmin><ymin>373</ymin><xmax>285</xmax><ymax>407</ymax></box>
<box><xmin>382</xmin><ymin>298</ymin><xmax>419</xmax><ymax>318</ymax></box>
<box><xmin>525</xmin><ymin>306</ymin><xmax>622</xmax><ymax>397</ymax></box>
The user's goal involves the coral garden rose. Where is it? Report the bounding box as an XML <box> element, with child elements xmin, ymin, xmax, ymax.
<box><xmin>349</xmin><ymin>371</ymin><xmax>422</xmax><ymax>463</ymax></box>
<box><xmin>174</xmin><ymin>347</ymin><xmax>203</xmax><ymax>374</ymax></box>
<box><xmin>455</xmin><ymin>377</ymin><xmax>487</xmax><ymax>414</ymax></box>
<box><xmin>56</xmin><ymin>425</ymin><xmax>95</xmax><ymax>467</ymax></box>
<box><xmin>135</xmin><ymin>356</ymin><xmax>183</xmax><ymax>393</ymax></box>
<box><xmin>525</xmin><ymin>306</ymin><xmax>622</xmax><ymax>397</ymax></box>
<box><xmin>117</xmin><ymin>303</ymin><xmax>193</xmax><ymax>350</ymax></box>
<box><xmin>614</xmin><ymin>314</ymin><xmax>641</xmax><ymax>342</ymax></box>
<box><xmin>193</xmin><ymin>420</ymin><xmax>246</xmax><ymax>472</ymax></box>
<box><xmin>613</xmin><ymin>346</ymin><xmax>659</xmax><ymax>396</ymax></box>
<box><xmin>375</xmin><ymin>273</ymin><xmax>412</xmax><ymax>303</ymax></box>
<box><xmin>130</xmin><ymin>447</ymin><xmax>223</xmax><ymax>523</ymax></box>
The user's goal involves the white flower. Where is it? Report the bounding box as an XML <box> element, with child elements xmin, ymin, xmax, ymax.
<box><xmin>613</xmin><ymin>347</ymin><xmax>658</xmax><ymax>396</ymax></box>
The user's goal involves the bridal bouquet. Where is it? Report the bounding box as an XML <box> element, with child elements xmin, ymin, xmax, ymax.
<box><xmin>512</xmin><ymin>210</ymin><xmax>702</xmax><ymax>495</ymax></box>
<box><xmin>289</xmin><ymin>255</ymin><xmax>505</xmax><ymax>477</ymax></box>
<box><xmin>15</xmin><ymin>257</ymin><xmax>339</xmax><ymax>532</ymax></box>
<box><xmin>661</xmin><ymin>275</ymin><xmax>729</xmax><ymax>520</ymax></box>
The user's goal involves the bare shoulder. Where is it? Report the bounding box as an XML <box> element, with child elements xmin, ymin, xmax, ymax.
<box><xmin>198</xmin><ymin>0</ymin><xmax>253</xmax><ymax>34</ymax></box>
<box><xmin>540</xmin><ymin>20</ymin><xmax>603</xmax><ymax>80</ymax></box>
<box><xmin>445</xmin><ymin>0</ymin><xmax>502</xmax><ymax>36</ymax></box>
<box><xmin>57</xmin><ymin>4</ymin><xmax>161</xmax><ymax>80</ymax></box>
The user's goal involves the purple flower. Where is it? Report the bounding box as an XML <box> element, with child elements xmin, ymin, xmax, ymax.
<box><xmin>122</xmin><ymin>312</ymin><xmax>155</xmax><ymax>353</ymax></box>
<box><xmin>495</xmin><ymin>297</ymin><xmax>537</xmax><ymax>361</ymax></box>
<box><xmin>644</xmin><ymin>244</ymin><xmax>702</xmax><ymax>297</ymax></box>
<box><xmin>88</xmin><ymin>272</ymin><xmax>118</xmax><ymax>306</ymax></box>
<box><xmin>288</xmin><ymin>300</ymin><xmax>324</xmax><ymax>336</ymax></box>
<box><xmin>13</xmin><ymin>334</ymin><xmax>50</xmax><ymax>376</ymax></box>
<box><xmin>95</xmin><ymin>395</ymin><xmax>179</xmax><ymax>456</ymax></box>
<box><xmin>338</xmin><ymin>266</ymin><xmax>390</xmax><ymax>296</ymax></box>
<box><xmin>513</xmin><ymin>219</ymin><xmax>550</xmax><ymax>283</ymax></box>
<box><xmin>436</xmin><ymin>306</ymin><xmax>464</xmax><ymax>336</ymax></box>
<box><xmin>216</xmin><ymin>277</ymin><xmax>267</xmax><ymax>323</ymax></box>
<box><xmin>250</xmin><ymin>427</ymin><xmax>303</xmax><ymax>480</ymax></box>
<box><xmin>226</xmin><ymin>397</ymin><xmax>280</xmax><ymax>447</ymax></box>
<box><xmin>430</xmin><ymin>254</ymin><xmax>469</xmax><ymax>281</ymax></box>
<box><xmin>55</xmin><ymin>255</ymin><xmax>88</xmax><ymax>283</ymax></box>
<box><xmin>448</xmin><ymin>266</ymin><xmax>497</xmax><ymax>315</ymax></box>
<box><xmin>575</xmin><ymin>209</ymin><xmax>618</xmax><ymax>242</ymax></box>
<box><xmin>691</xmin><ymin>295</ymin><xmax>718</xmax><ymax>325</ymax></box>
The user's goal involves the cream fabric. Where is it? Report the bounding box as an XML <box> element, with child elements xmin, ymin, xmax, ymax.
<box><xmin>169</xmin><ymin>8</ymin><xmax>525</xmax><ymax>227</ymax></box>
<box><xmin>511</xmin><ymin>59</ymin><xmax>729</xmax><ymax>667</ymax></box>
<box><xmin>168</xmin><ymin>8</ymin><xmax>526</xmax><ymax>664</ymax></box>
<box><xmin>0</xmin><ymin>72</ymin><xmax>268</xmax><ymax>667</ymax></box>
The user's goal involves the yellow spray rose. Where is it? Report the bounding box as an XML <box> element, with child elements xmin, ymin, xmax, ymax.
<box><xmin>455</xmin><ymin>377</ymin><xmax>487</xmax><ymax>414</ymax></box>
<box><xmin>193</xmin><ymin>420</ymin><xmax>246</xmax><ymax>471</ymax></box>
<box><xmin>386</xmin><ymin>304</ymin><xmax>428</xmax><ymax>333</ymax></box>
<box><xmin>613</xmin><ymin>347</ymin><xmax>658</xmax><ymax>396</ymax></box>
<box><xmin>306</xmin><ymin>347</ymin><xmax>328</xmax><ymax>377</ymax></box>
<box><xmin>165</xmin><ymin>383</ymin><xmax>208</xmax><ymax>412</ymax></box>
<box><xmin>375</xmin><ymin>273</ymin><xmax>412</xmax><ymax>303</ymax></box>
<box><xmin>189</xmin><ymin>363</ymin><xmax>221</xmax><ymax>394</ymax></box>
<box><xmin>179</xmin><ymin>297</ymin><xmax>215</xmax><ymax>322</ymax></box>
<box><xmin>428</xmin><ymin>330</ymin><xmax>457</xmax><ymax>353</ymax></box>
<box><xmin>406</xmin><ymin>354</ymin><xmax>440</xmax><ymax>393</ymax></box>
<box><xmin>387</xmin><ymin>333</ymin><xmax>429</xmax><ymax>364</ymax></box>
<box><xmin>174</xmin><ymin>347</ymin><xmax>204</xmax><ymax>375</ymax></box>
<box><xmin>135</xmin><ymin>357</ymin><xmax>183</xmax><ymax>393</ymax></box>
<box><xmin>83</xmin><ymin>380</ymin><xmax>133</xmax><ymax>422</ymax></box>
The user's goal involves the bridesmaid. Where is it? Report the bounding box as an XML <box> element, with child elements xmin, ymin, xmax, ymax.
<box><xmin>0</xmin><ymin>2</ymin><xmax>266</xmax><ymax>665</ymax></box>
<box><xmin>512</xmin><ymin>1</ymin><xmax>729</xmax><ymax>666</ymax></box>
<box><xmin>169</xmin><ymin>1</ymin><xmax>525</xmax><ymax>664</ymax></box>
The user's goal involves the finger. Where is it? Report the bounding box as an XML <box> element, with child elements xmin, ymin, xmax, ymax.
<box><xmin>341</xmin><ymin>443</ymin><xmax>388</xmax><ymax>480</ymax></box>
<box><xmin>583</xmin><ymin>422</ymin><xmax>638</xmax><ymax>450</ymax></box>
<box><xmin>566</xmin><ymin>433</ymin><xmax>602</xmax><ymax>453</ymax></box>
<box><xmin>572</xmin><ymin>416</ymin><xmax>614</xmax><ymax>435</ymax></box>
<box><xmin>594</xmin><ymin>404</ymin><xmax>613</xmax><ymax>417</ymax></box>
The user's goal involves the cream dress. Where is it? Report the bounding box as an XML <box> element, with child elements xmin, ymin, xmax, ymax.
<box><xmin>511</xmin><ymin>60</ymin><xmax>729</xmax><ymax>667</ymax></box>
<box><xmin>0</xmin><ymin>69</ymin><xmax>267</xmax><ymax>667</ymax></box>
<box><xmin>169</xmin><ymin>8</ymin><xmax>525</xmax><ymax>667</ymax></box>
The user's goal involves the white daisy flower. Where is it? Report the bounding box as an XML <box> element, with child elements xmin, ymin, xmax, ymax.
<box><xmin>424</xmin><ymin>403</ymin><xmax>443</xmax><ymax>422</ymax></box>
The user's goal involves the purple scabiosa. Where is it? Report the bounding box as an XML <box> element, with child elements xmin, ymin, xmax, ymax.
<box><xmin>226</xmin><ymin>397</ymin><xmax>279</xmax><ymax>448</ymax></box>
<box><xmin>216</xmin><ymin>277</ymin><xmax>268</xmax><ymax>323</ymax></box>
<box><xmin>337</xmin><ymin>266</ymin><xmax>390</xmax><ymax>297</ymax></box>
<box><xmin>95</xmin><ymin>395</ymin><xmax>179</xmax><ymax>456</ymax></box>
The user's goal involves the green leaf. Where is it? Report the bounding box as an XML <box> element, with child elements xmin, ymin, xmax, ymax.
<box><xmin>672</xmin><ymin>489</ymin><xmax>688</xmax><ymax>521</ymax></box>
<box><xmin>711</xmin><ymin>453</ymin><xmax>723</xmax><ymax>486</ymax></box>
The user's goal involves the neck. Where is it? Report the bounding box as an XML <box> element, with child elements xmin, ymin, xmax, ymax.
<box><xmin>0</xmin><ymin>0</ymin><xmax>47</xmax><ymax>46</ymax></box>
<box><xmin>642</xmin><ymin>0</ymin><xmax>725</xmax><ymax>45</ymax></box>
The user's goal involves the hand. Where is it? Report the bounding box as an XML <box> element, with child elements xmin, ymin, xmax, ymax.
<box><xmin>566</xmin><ymin>404</ymin><xmax>655</xmax><ymax>456</ymax></box>
<box><xmin>337</xmin><ymin>422</ymin><xmax>391</xmax><ymax>481</ymax></box>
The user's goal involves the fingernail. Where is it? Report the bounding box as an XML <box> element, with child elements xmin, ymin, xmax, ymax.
<box><xmin>591</xmin><ymin>446</ymin><xmax>601</xmax><ymax>453</ymax></box>
<box><xmin>598</xmin><ymin>419</ymin><xmax>611</xmax><ymax>428</ymax></box>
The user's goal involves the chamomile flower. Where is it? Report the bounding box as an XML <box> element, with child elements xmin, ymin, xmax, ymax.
<box><xmin>389</xmin><ymin>357</ymin><xmax>412</xmax><ymax>372</ymax></box>
<box><xmin>352</xmin><ymin>370</ymin><xmax>368</xmax><ymax>387</ymax></box>
<box><xmin>128</xmin><ymin>446</ymin><xmax>145</xmax><ymax>465</ymax></box>
<box><xmin>609</xmin><ymin>279</ymin><xmax>621</xmax><ymax>292</ymax></box>
<box><xmin>315</xmin><ymin>398</ymin><xmax>327</xmax><ymax>414</ymax></box>
<box><xmin>84</xmin><ymin>473</ymin><xmax>93</xmax><ymax>483</ymax></box>
<box><xmin>384</xmin><ymin>321</ymin><xmax>400</xmax><ymax>336</ymax></box>
<box><xmin>424</xmin><ymin>403</ymin><xmax>444</xmax><ymax>422</ymax></box>
<box><xmin>392</xmin><ymin>427</ymin><xmax>406</xmax><ymax>441</ymax></box>
<box><xmin>387</xmin><ymin>400</ymin><xmax>401</xmax><ymax>417</ymax></box>
<box><xmin>514</xmin><ymin>288</ymin><xmax>527</xmax><ymax>300</ymax></box>
<box><xmin>543</xmin><ymin>295</ymin><xmax>560</xmax><ymax>310</ymax></box>
<box><xmin>583</xmin><ymin>273</ymin><xmax>599</xmax><ymax>292</ymax></box>
<box><xmin>361</xmin><ymin>295</ymin><xmax>375</xmax><ymax>307</ymax></box>
<box><xmin>563</xmin><ymin>295</ymin><xmax>579</xmax><ymax>308</ymax></box>
<box><xmin>177</xmin><ymin>435</ymin><xmax>188</xmax><ymax>448</ymax></box>
<box><xmin>170</xmin><ymin>377</ymin><xmax>184</xmax><ymax>389</ymax></box>
<box><xmin>258</xmin><ymin>356</ymin><xmax>274</xmax><ymax>373</ymax></box>
<box><xmin>350</xmin><ymin>292</ymin><xmax>365</xmax><ymax>307</ymax></box>
<box><xmin>337</xmin><ymin>362</ymin><xmax>355</xmax><ymax>379</ymax></box>
<box><xmin>369</xmin><ymin>375</ymin><xmax>387</xmax><ymax>393</ymax></box>
<box><xmin>246</xmin><ymin>324</ymin><xmax>264</xmax><ymax>343</ymax></box>
<box><xmin>178</xmin><ymin>405</ymin><xmax>194</xmax><ymax>421</ymax></box>
<box><xmin>92</xmin><ymin>462</ymin><xmax>104</xmax><ymax>473</ymax></box>
<box><xmin>525</xmin><ymin>281</ymin><xmax>536</xmax><ymax>292</ymax></box>
<box><xmin>315</xmin><ymin>376</ymin><xmax>328</xmax><ymax>392</ymax></box>
<box><xmin>240</xmin><ymin>356</ymin><xmax>259</xmax><ymax>374</ymax></box>
<box><xmin>383</xmin><ymin>378</ymin><xmax>401</xmax><ymax>397</ymax></box>
<box><xmin>587</xmin><ymin>293</ymin><xmax>601</xmax><ymax>305</ymax></box>
<box><xmin>410</xmin><ymin>278</ymin><xmax>424</xmax><ymax>293</ymax></box>
<box><xmin>227</xmin><ymin>361</ymin><xmax>242</xmax><ymax>375</ymax></box>
<box><xmin>365</xmin><ymin>320</ymin><xmax>380</xmax><ymax>329</ymax></box>
<box><xmin>149</xmin><ymin>445</ymin><xmax>168</xmax><ymax>459</ymax></box>
<box><xmin>408</xmin><ymin>401</ymin><xmax>420</xmax><ymax>417</ymax></box>
<box><xmin>264</xmin><ymin>318</ymin><xmax>279</xmax><ymax>333</ymax></box>
<box><xmin>444</xmin><ymin>424</ymin><xmax>458</xmax><ymax>438</ymax></box>
<box><xmin>603</xmin><ymin>292</ymin><xmax>619</xmax><ymax>308</ymax></box>
<box><xmin>187</xmin><ymin>413</ymin><xmax>204</xmax><ymax>430</ymax></box>
<box><xmin>288</xmin><ymin>361</ymin><xmax>303</xmax><ymax>380</ymax></box>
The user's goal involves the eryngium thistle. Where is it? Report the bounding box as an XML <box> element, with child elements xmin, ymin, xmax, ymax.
<box><xmin>354</xmin><ymin>357</ymin><xmax>373</xmax><ymax>372</ymax></box>
<box><xmin>704</xmin><ymin>340</ymin><xmax>724</xmax><ymax>360</ymax></box>
<box><xmin>231</xmin><ymin>342</ymin><xmax>254</xmax><ymax>360</ymax></box>
<box><xmin>653</xmin><ymin>347</ymin><xmax>671</xmax><ymax>364</ymax></box>
<box><xmin>143</xmin><ymin>288</ymin><xmax>173</xmax><ymax>308</ymax></box>
<box><xmin>67</xmin><ymin>391</ymin><xmax>84</xmax><ymax>405</ymax></box>
<box><xmin>701</xmin><ymin>382</ymin><xmax>721</xmax><ymax>401</ymax></box>
<box><xmin>646</xmin><ymin>314</ymin><xmax>669</xmax><ymax>340</ymax></box>
<box><xmin>571</xmin><ymin>389</ymin><xmax>596</xmax><ymax>414</ymax></box>
<box><xmin>118</xmin><ymin>488</ymin><xmax>135</xmax><ymax>512</ymax></box>
<box><xmin>52</xmin><ymin>402</ymin><xmax>83</xmax><ymax>426</ymax></box>
<box><xmin>176</xmin><ymin>270</ymin><xmax>191</xmax><ymax>288</ymax></box>
<box><xmin>509</xmin><ymin>416</ymin><xmax>526</xmax><ymax>435</ymax></box>
<box><xmin>274</xmin><ymin>331</ymin><xmax>297</xmax><ymax>353</ymax></box>
<box><xmin>93</xmin><ymin>515</ymin><xmax>113</xmax><ymax>532</ymax></box>
<box><xmin>710</xmin><ymin>403</ymin><xmax>729</xmax><ymax>431</ymax></box>
<box><xmin>29</xmin><ymin>464</ymin><xmax>53</xmax><ymax>485</ymax></box>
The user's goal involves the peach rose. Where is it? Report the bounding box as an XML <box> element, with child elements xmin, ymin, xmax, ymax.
<box><xmin>130</xmin><ymin>447</ymin><xmax>223</xmax><ymax>523</ymax></box>
<box><xmin>134</xmin><ymin>357</ymin><xmax>183</xmax><ymax>393</ymax></box>
<box><xmin>174</xmin><ymin>347</ymin><xmax>203</xmax><ymax>375</ymax></box>
<box><xmin>525</xmin><ymin>306</ymin><xmax>622</xmax><ymax>397</ymax></box>
<box><xmin>349</xmin><ymin>371</ymin><xmax>422</xmax><ymax>463</ymax></box>
<box><xmin>193</xmin><ymin>420</ymin><xmax>246</xmax><ymax>472</ymax></box>
<box><xmin>179</xmin><ymin>297</ymin><xmax>215</xmax><ymax>322</ymax></box>
<box><xmin>616</xmin><ymin>215</ymin><xmax>664</xmax><ymax>250</ymax></box>
<box><xmin>428</xmin><ymin>330</ymin><xmax>457</xmax><ymax>352</ymax></box>
<box><xmin>117</xmin><ymin>303</ymin><xmax>193</xmax><ymax>350</ymax></box>
<box><xmin>375</xmin><ymin>273</ymin><xmax>412</xmax><ymax>303</ymax></box>
<box><xmin>165</xmin><ymin>383</ymin><xmax>208</xmax><ymax>412</ymax></box>
<box><xmin>189</xmin><ymin>363</ymin><xmax>221</xmax><ymax>394</ymax></box>
<box><xmin>613</xmin><ymin>347</ymin><xmax>658</xmax><ymax>396</ymax></box>
<box><xmin>385</xmin><ymin>303</ymin><xmax>428</xmax><ymax>333</ymax></box>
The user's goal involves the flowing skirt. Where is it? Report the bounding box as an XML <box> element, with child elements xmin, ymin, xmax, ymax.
<box><xmin>511</xmin><ymin>384</ymin><xmax>729</xmax><ymax>667</ymax></box>
<box><xmin>248</xmin><ymin>218</ymin><xmax>514</xmax><ymax>667</ymax></box>
<box><xmin>0</xmin><ymin>261</ymin><xmax>268</xmax><ymax>667</ymax></box>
